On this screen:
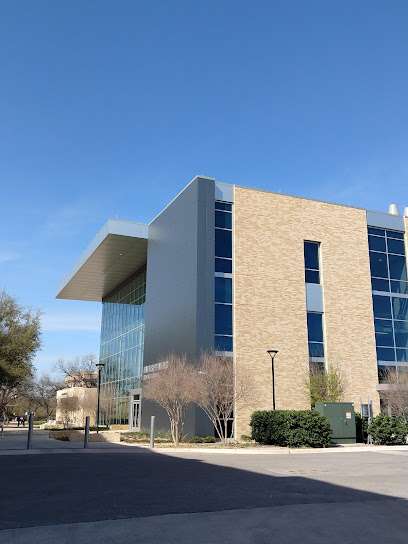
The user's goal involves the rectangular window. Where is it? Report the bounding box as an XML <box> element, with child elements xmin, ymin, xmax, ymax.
<box><xmin>307</xmin><ymin>312</ymin><xmax>324</xmax><ymax>358</ymax></box>
<box><xmin>374</xmin><ymin>319</ymin><xmax>394</xmax><ymax>347</ymax></box>
<box><xmin>392</xmin><ymin>297</ymin><xmax>408</xmax><ymax>321</ymax></box>
<box><xmin>376</xmin><ymin>346</ymin><xmax>395</xmax><ymax>361</ymax></box>
<box><xmin>371</xmin><ymin>278</ymin><xmax>390</xmax><ymax>292</ymax></box>
<box><xmin>368</xmin><ymin>236</ymin><xmax>386</xmax><ymax>252</ymax></box>
<box><xmin>304</xmin><ymin>241</ymin><xmax>320</xmax><ymax>284</ymax></box>
<box><xmin>368</xmin><ymin>227</ymin><xmax>385</xmax><ymax>237</ymax></box>
<box><xmin>215</xmin><ymin>229</ymin><xmax>232</xmax><ymax>259</ymax></box>
<box><xmin>215</xmin><ymin>201</ymin><xmax>232</xmax><ymax>211</ymax></box>
<box><xmin>215</xmin><ymin>277</ymin><xmax>232</xmax><ymax>303</ymax></box>
<box><xmin>387</xmin><ymin>238</ymin><xmax>405</xmax><ymax>255</ymax></box>
<box><xmin>215</xmin><ymin>210</ymin><xmax>232</xmax><ymax>229</ymax></box>
<box><xmin>215</xmin><ymin>304</ymin><xmax>233</xmax><ymax>336</ymax></box>
<box><xmin>369</xmin><ymin>252</ymin><xmax>388</xmax><ymax>278</ymax></box>
<box><xmin>388</xmin><ymin>254</ymin><xmax>407</xmax><ymax>282</ymax></box>
<box><xmin>372</xmin><ymin>295</ymin><xmax>392</xmax><ymax>319</ymax></box>
<box><xmin>394</xmin><ymin>321</ymin><xmax>408</xmax><ymax>348</ymax></box>
<box><xmin>215</xmin><ymin>258</ymin><xmax>232</xmax><ymax>273</ymax></box>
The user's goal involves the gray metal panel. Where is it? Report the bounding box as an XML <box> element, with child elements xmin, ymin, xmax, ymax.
<box><xmin>366</xmin><ymin>210</ymin><xmax>405</xmax><ymax>231</ymax></box>
<box><xmin>215</xmin><ymin>182</ymin><xmax>234</xmax><ymax>203</ymax></box>
<box><xmin>143</xmin><ymin>177</ymin><xmax>215</xmax><ymax>366</ymax></box>
<box><xmin>142</xmin><ymin>177</ymin><xmax>215</xmax><ymax>432</ymax></box>
<box><xmin>305</xmin><ymin>283</ymin><xmax>323</xmax><ymax>312</ymax></box>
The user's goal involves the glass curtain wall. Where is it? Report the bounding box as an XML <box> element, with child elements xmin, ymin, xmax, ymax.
<box><xmin>368</xmin><ymin>227</ymin><xmax>408</xmax><ymax>380</ymax></box>
<box><xmin>99</xmin><ymin>268</ymin><xmax>146</xmax><ymax>425</ymax></box>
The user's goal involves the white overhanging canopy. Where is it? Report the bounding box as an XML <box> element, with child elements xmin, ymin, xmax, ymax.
<box><xmin>56</xmin><ymin>219</ymin><xmax>148</xmax><ymax>302</ymax></box>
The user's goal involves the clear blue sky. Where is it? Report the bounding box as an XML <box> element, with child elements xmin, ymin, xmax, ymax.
<box><xmin>1</xmin><ymin>1</ymin><xmax>407</xmax><ymax>375</ymax></box>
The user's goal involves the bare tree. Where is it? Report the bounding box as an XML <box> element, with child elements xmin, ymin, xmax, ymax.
<box><xmin>34</xmin><ymin>373</ymin><xmax>63</xmax><ymax>420</ymax></box>
<box><xmin>142</xmin><ymin>354</ymin><xmax>195</xmax><ymax>445</ymax></box>
<box><xmin>58</xmin><ymin>396</ymin><xmax>79</xmax><ymax>428</ymax></box>
<box><xmin>53</xmin><ymin>354</ymin><xmax>98</xmax><ymax>388</ymax></box>
<box><xmin>193</xmin><ymin>353</ymin><xmax>251</xmax><ymax>445</ymax></box>
<box><xmin>379</xmin><ymin>368</ymin><xmax>408</xmax><ymax>421</ymax></box>
<box><xmin>303</xmin><ymin>361</ymin><xmax>347</xmax><ymax>406</ymax></box>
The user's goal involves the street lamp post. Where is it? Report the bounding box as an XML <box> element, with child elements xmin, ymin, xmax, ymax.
<box><xmin>95</xmin><ymin>362</ymin><xmax>105</xmax><ymax>433</ymax></box>
<box><xmin>267</xmin><ymin>350</ymin><xmax>278</xmax><ymax>410</ymax></box>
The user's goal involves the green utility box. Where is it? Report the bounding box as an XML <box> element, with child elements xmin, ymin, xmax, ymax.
<box><xmin>314</xmin><ymin>402</ymin><xmax>356</xmax><ymax>444</ymax></box>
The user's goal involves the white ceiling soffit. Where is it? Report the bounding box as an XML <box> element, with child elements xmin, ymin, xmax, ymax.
<box><xmin>56</xmin><ymin>219</ymin><xmax>148</xmax><ymax>302</ymax></box>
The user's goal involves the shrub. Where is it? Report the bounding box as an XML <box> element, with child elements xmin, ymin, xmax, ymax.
<box><xmin>250</xmin><ymin>410</ymin><xmax>332</xmax><ymax>448</ymax></box>
<box><xmin>368</xmin><ymin>414</ymin><xmax>408</xmax><ymax>445</ymax></box>
<box><xmin>189</xmin><ymin>436</ymin><xmax>216</xmax><ymax>444</ymax></box>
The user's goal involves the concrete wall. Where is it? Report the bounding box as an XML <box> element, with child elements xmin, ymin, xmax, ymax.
<box><xmin>141</xmin><ymin>176</ymin><xmax>215</xmax><ymax>436</ymax></box>
<box><xmin>233</xmin><ymin>187</ymin><xmax>380</xmax><ymax>437</ymax></box>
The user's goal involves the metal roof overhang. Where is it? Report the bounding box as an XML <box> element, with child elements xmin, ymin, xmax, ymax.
<box><xmin>56</xmin><ymin>219</ymin><xmax>148</xmax><ymax>302</ymax></box>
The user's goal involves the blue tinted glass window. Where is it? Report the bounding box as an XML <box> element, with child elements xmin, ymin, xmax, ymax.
<box><xmin>374</xmin><ymin>319</ymin><xmax>394</xmax><ymax>347</ymax></box>
<box><xmin>308</xmin><ymin>342</ymin><xmax>324</xmax><ymax>357</ymax></box>
<box><xmin>392</xmin><ymin>297</ymin><xmax>408</xmax><ymax>321</ymax></box>
<box><xmin>387</xmin><ymin>238</ymin><xmax>405</xmax><ymax>255</ymax></box>
<box><xmin>305</xmin><ymin>269</ymin><xmax>320</xmax><ymax>284</ymax></box>
<box><xmin>215</xmin><ymin>229</ymin><xmax>232</xmax><ymax>258</ymax></box>
<box><xmin>376</xmin><ymin>346</ymin><xmax>395</xmax><ymax>361</ymax></box>
<box><xmin>390</xmin><ymin>281</ymin><xmax>408</xmax><ymax>295</ymax></box>
<box><xmin>307</xmin><ymin>313</ymin><xmax>324</xmax><ymax>342</ymax></box>
<box><xmin>304</xmin><ymin>242</ymin><xmax>319</xmax><ymax>270</ymax></box>
<box><xmin>215</xmin><ymin>210</ymin><xmax>232</xmax><ymax>229</ymax></box>
<box><xmin>215</xmin><ymin>202</ymin><xmax>232</xmax><ymax>211</ymax></box>
<box><xmin>388</xmin><ymin>254</ymin><xmax>407</xmax><ymax>281</ymax></box>
<box><xmin>369</xmin><ymin>252</ymin><xmax>388</xmax><ymax>278</ymax></box>
<box><xmin>386</xmin><ymin>230</ymin><xmax>404</xmax><ymax>240</ymax></box>
<box><xmin>371</xmin><ymin>278</ymin><xmax>390</xmax><ymax>292</ymax></box>
<box><xmin>215</xmin><ymin>277</ymin><xmax>232</xmax><ymax>303</ymax></box>
<box><xmin>214</xmin><ymin>335</ymin><xmax>233</xmax><ymax>351</ymax></box>
<box><xmin>215</xmin><ymin>258</ymin><xmax>232</xmax><ymax>273</ymax></box>
<box><xmin>394</xmin><ymin>321</ymin><xmax>408</xmax><ymax>348</ymax></box>
<box><xmin>215</xmin><ymin>304</ymin><xmax>232</xmax><ymax>335</ymax></box>
<box><xmin>396</xmin><ymin>349</ymin><xmax>408</xmax><ymax>362</ymax></box>
<box><xmin>368</xmin><ymin>236</ymin><xmax>386</xmax><ymax>252</ymax></box>
<box><xmin>373</xmin><ymin>295</ymin><xmax>392</xmax><ymax>319</ymax></box>
<box><xmin>368</xmin><ymin>227</ymin><xmax>385</xmax><ymax>236</ymax></box>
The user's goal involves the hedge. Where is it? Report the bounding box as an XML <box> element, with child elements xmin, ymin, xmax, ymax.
<box><xmin>250</xmin><ymin>410</ymin><xmax>332</xmax><ymax>448</ymax></box>
<box><xmin>368</xmin><ymin>414</ymin><xmax>408</xmax><ymax>445</ymax></box>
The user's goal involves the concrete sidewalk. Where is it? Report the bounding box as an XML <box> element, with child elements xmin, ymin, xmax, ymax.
<box><xmin>2</xmin><ymin>499</ymin><xmax>407</xmax><ymax>544</ymax></box>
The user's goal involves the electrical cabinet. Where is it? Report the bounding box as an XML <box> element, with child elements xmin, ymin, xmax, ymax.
<box><xmin>314</xmin><ymin>402</ymin><xmax>356</xmax><ymax>444</ymax></box>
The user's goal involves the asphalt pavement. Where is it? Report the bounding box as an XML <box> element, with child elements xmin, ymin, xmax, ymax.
<box><xmin>1</xmin><ymin>428</ymin><xmax>407</xmax><ymax>544</ymax></box>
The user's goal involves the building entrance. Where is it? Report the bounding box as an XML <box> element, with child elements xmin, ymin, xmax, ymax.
<box><xmin>131</xmin><ymin>394</ymin><xmax>141</xmax><ymax>431</ymax></box>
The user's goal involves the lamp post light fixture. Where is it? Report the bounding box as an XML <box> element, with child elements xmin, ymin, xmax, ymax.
<box><xmin>95</xmin><ymin>362</ymin><xmax>105</xmax><ymax>433</ymax></box>
<box><xmin>267</xmin><ymin>350</ymin><xmax>278</xmax><ymax>410</ymax></box>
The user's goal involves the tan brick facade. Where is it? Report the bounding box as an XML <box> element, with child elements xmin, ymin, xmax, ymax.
<box><xmin>233</xmin><ymin>187</ymin><xmax>380</xmax><ymax>438</ymax></box>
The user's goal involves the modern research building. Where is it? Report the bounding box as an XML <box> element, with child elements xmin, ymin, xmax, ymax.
<box><xmin>56</xmin><ymin>176</ymin><xmax>408</xmax><ymax>437</ymax></box>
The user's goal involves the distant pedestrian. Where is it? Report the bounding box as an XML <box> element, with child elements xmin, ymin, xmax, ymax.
<box><xmin>17</xmin><ymin>416</ymin><xmax>21</xmax><ymax>427</ymax></box>
<box><xmin>0</xmin><ymin>413</ymin><xmax>5</xmax><ymax>438</ymax></box>
<box><xmin>22</xmin><ymin>416</ymin><xmax>26</xmax><ymax>428</ymax></box>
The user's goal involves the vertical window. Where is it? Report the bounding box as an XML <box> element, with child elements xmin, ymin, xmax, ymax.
<box><xmin>304</xmin><ymin>241</ymin><xmax>320</xmax><ymax>284</ymax></box>
<box><xmin>307</xmin><ymin>312</ymin><xmax>324</xmax><ymax>358</ymax></box>
<box><xmin>215</xmin><ymin>201</ymin><xmax>233</xmax><ymax>352</ymax></box>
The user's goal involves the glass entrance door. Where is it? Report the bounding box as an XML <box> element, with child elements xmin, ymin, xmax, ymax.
<box><xmin>131</xmin><ymin>394</ymin><xmax>140</xmax><ymax>431</ymax></box>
